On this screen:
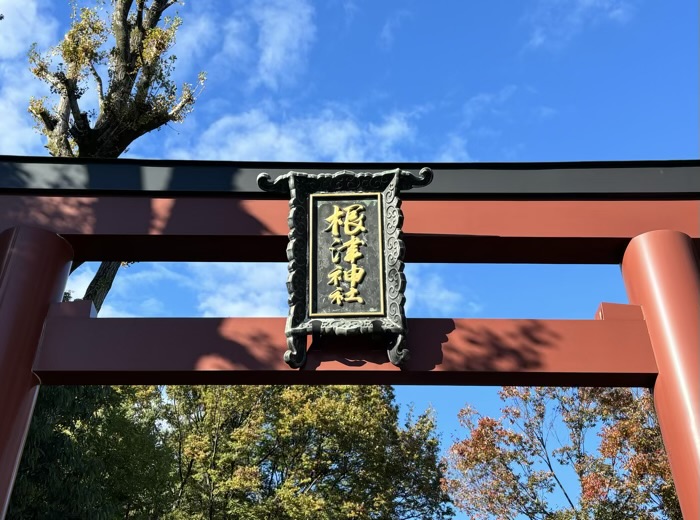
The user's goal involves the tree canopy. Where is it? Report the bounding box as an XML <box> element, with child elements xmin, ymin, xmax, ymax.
<box><xmin>10</xmin><ymin>385</ymin><xmax>453</xmax><ymax>519</ymax></box>
<box><xmin>28</xmin><ymin>0</ymin><xmax>204</xmax><ymax>159</ymax></box>
<box><xmin>9</xmin><ymin>386</ymin><xmax>173</xmax><ymax>519</ymax></box>
<box><xmin>445</xmin><ymin>387</ymin><xmax>681</xmax><ymax>520</ymax></box>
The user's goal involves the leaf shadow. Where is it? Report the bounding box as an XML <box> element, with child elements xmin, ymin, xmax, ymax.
<box><xmin>453</xmin><ymin>319</ymin><xmax>561</xmax><ymax>371</ymax></box>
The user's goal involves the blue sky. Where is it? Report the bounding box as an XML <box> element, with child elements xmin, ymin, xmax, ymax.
<box><xmin>0</xmin><ymin>0</ymin><xmax>698</xmax><ymax>515</ymax></box>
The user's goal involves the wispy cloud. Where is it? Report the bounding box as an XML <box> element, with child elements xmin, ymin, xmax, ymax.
<box><xmin>65</xmin><ymin>262</ymin><xmax>185</xmax><ymax>317</ymax></box>
<box><xmin>0</xmin><ymin>0</ymin><xmax>58</xmax><ymax>60</ymax></box>
<box><xmin>0</xmin><ymin>69</ymin><xmax>47</xmax><ymax>155</ymax></box>
<box><xmin>108</xmin><ymin>263</ymin><xmax>192</xmax><ymax>299</ymax></box>
<box><xmin>250</xmin><ymin>0</ymin><xmax>316</xmax><ymax>89</ymax></box>
<box><xmin>67</xmin><ymin>261</ymin><xmax>289</xmax><ymax>318</ymax></box>
<box><xmin>64</xmin><ymin>264</ymin><xmax>98</xmax><ymax>301</ymax></box>
<box><xmin>338</xmin><ymin>0</ymin><xmax>359</xmax><ymax>24</ymax></box>
<box><xmin>218</xmin><ymin>17</ymin><xmax>253</xmax><ymax>65</ymax></box>
<box><xmin>171</xmin><ymin>11</ymin><xmax>222</xmax><ymax>71</ymax></box>
<box><xmin>405</xmin><ymin>264</ymin><xmax>483</xmax><ymax>318</ymax></box>
<box><xmin>463</xmin><ymin>85</ymin><xmax>517</xmax><ymax>127</ymax></box>
<box><xmin>524</xmin><ymin>0</ymin><xmax>635</xmax><ymax>50</ymax></box>
<box><xmin>533</xmin><ymin>105</ymin><xmax>558</xmax><ymax>119</ymax></box>
<box><xmin>168</xmin><ymin>106</ymin><xmax>418</xmax><ymax>162</ymax></box>
<box><xmin>0</xmin><ymin>0</ymin><xmax>59</xmax><ymax>155</ymax></box>
<box><xmin>67</xmin><ymin>261</ymin><xmax>483</xmax><ymax>319</ymax></box>
<box><xmin>379</xmin><ymin>10</ymin><xmax>411</xmax><ymax>50</ymax></box>
<box><xmin>171</xmin><ymin>0</ymin><xmax>315</xmax><ymax>92</ymax></box>
<box><xmin>99</xmin><ymin>304</ymin><xmax>139</xmax><ymax>318</ymax></box>
<box><xmin>435</xmin><ymin>85</ymin><xmax>518</xmax><ymax>154</ymax></box>
<box><xmin>186</xmin><ymin>262</ymin><xmax>288</xmax><ymax>317</ymax></box>
<box><xmin>435</xmin><ymin>134</ymin><xmax>472</xmax><ymax>162</ymax></box>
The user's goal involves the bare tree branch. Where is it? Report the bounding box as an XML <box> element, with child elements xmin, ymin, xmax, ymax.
<box><xmin>62</xmin><ymin>79</ymin><xmax>89</xmax><ymax>134</ymax></box>
<box><xmin>33</xmin><ymin>106</ymin><xmax>58</xmax><ymax>132</ymax></box>
<box><xmin>135</xmin><ymin>0</ymin><xmax>145</xmax><ymax>31</ymax></box>
<box><xmin>88</xmin><ymin>60</ymin><xmax>105</xmax><ymax>114</ymax></box>
<box><xmin>168</xmin><ymin>91</ymin><xmax>194</xmax><ymax>120</ymax></box>
<box><xmin>112</xmin><ymin>0</ymin><xmax>133</xmax><ymax>63</ymax></box>
<box><xmin>145</xmin><ymin>0</ymin><xmax>170</xmax><ymax>30</ymax></box>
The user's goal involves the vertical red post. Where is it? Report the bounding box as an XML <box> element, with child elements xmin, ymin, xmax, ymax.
<box><xmin>0</xmin><ymin>227</ymin><xmax>73</xmax><ymax>518</ymax></box>
<box><xmin>621</xmin><ymin>230</ymin><xmax>700</xmax><ymax>520</ymax></box>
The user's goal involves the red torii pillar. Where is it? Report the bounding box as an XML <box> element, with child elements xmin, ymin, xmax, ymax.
<box><xmin>0</xmin><ymin>227</ymin><xmax>73</xmax><ymax>519</ymax></box>
<box><xmin>622</xmin><ymin>230</ymin><xmax>700</xmax><ymax>520</ymax></box>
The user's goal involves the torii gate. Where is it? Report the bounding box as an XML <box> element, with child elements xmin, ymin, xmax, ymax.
<box><xmin>0</xmin><ymin>156</ymin><xmax>698</xmax><ymax>519</ymax></box>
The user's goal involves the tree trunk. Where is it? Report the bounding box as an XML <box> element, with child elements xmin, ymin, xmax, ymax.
<box><xmin>82</xmin><ymin>260</ymin><xmax>121</xmax><ymax>313</ymax></box>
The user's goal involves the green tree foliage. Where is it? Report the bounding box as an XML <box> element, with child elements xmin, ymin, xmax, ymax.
<box><xmin>445</xmin><ymin>387</ymin><xmax>681</xmax><ymax>520</ymax></box>
<box><xmin>11</xmin><ymin>386</ymin><xmax>453</xmax><ymax>519</ymax></box>
<box><xmin>14</xmin><ymin>4</ymin><xmax>204</xmax><ymax>512</ymax></box>
<box><xmin>164</xmin><ymin>385</ymin><xmax>452</xmax><ymax>519</ymax></box>
<box><xmin>28</xmin><ymin>0</ymin><xmax>204</xmax><ymax>159</ymax></box>
<box><xmin>9</xmin><ymin>386</ymin><xmax>173</xmax><ymax>519</ymax></box>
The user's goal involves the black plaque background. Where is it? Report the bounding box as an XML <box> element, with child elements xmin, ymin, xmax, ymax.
<box><xmin>310</xmin><ymin>193</ymin><xmax>384</xmax><ymax>317</ymax></box>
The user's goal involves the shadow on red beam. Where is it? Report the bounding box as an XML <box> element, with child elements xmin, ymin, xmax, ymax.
<box><xmin>34</xmin><ymin>305</ymin><xmax>657</xmax><ymax>387</ymax></box>
<box><xmin>1</xmin><ymin>197</ymin><xmax>698</xmax><ymax>263</ymax></box>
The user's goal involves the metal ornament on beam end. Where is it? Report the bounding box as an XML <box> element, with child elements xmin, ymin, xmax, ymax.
<box><xmin>257</xmin><ymin>168</ymin><xmax>433</xmax><ymax>368</ymax></box>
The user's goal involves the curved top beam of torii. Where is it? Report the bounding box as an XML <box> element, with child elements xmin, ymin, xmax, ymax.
<box><xmin>0</xmin><ymin>156</ymin><xmax>698</xmax><ymax>265</ymax></box>
<box><xmin>1</xmin><ymin>155</ymin><xmax>699</xmax><ymax>198</ymax></box>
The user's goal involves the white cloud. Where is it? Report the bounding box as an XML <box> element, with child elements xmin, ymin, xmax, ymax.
<box><xmin>138</xmin><ymin>297</ymin><xmax>165</xmax><ymax>315</ymax></box>
<box><xmin>435</xmin><ymin>134</ymin><xmax>472</xmax><ymax>162</ymax></box>
<box><xmin>64</xmin><ymin>263</ymin><xmax>98</xmax><ymax>300</ymax></box>
<box><xmin>524</xmin><ymin>0</ymin><xmax>635</xmax><ymax>50</ymax></box>
<box><xmin>171</xmin><ymin>11</ymin><xmax>222</xmax><ymax>71</ymax></box>
<box><xmin>249</xmin><ymin>0</ymin><xmax>316</xmax><ymax>90</ymax></box>
<box><xmin>0</xmin><ymin>0</ymin><xmax>59</xmax><ymax>60</ymax></box>
<box><xmin>65</xmin><ymin>261</ymin><xmax>484</xmax><ymax>319</ymax></box>
<box><xmin>339</xmin><ymin>0</ymin><xmax>359</xmax><ymax>24</ymax></box>
<box><xmin>0</xmin><ymin>0</ymin><xmax>60</xmax><ymax>155</ymax></box>
<box><xmin>107</xmin><ymin>263</ymin><xmax>191</xmax><ymax>299</ymax></box>
<box><xmin>463</xmin><ymin>85</ymin><xmax>517</xmax><ymax>127</ymax></box>
<box><xmin>99</xmin><ymin>303</ymin><xmax>138</xmax><ymax>318</ymax></box>
<box><xmin>186</xmin><ymin>262</ymin><xmax>288</xmax><ymax>317</ymax></box>
<box><xmin>533</xmin><ymin>105</ymin><xmax>558</xmax><ymax>119</ymax></box>
<box><xmin>168</xmin><ymin>106</ymin><xmax>418</xmax><ymax>162</ymax></box>
<box><xmin>369</xmin><ymin>113</ymin><xmax>414</xmax><ymax>148</ymax></box>
<box><xmin>219</xmin><ymin>17</ymin><xmax>253</xmax><ymax>64</ymax></box>
<box><xmin>154</xmin><ymin>0</ymin><xmax>315</xmax><ymax>93</ymax></box>
<box><xmin>441</xmin><ymin>85</ymin><xmax>518</xmax><ymax>154</ymax></box>
<box><xmin>404</xmin><ymin>264</ymin><xmax>483</xmax><ymax>318</ymax></box>
<box><xmin>0</xmin><ymin>68</ymin><xmax>47</xmax><ymax>155</ymax></box>
<box><xmin>379</xmin><ymin>10</ymin><xmax>411</xmax><ymax>50</ymax></box>
<box><xmin>194</xmin><ymin>109</ymin><xmax>313</xmax><ymax>160</ymax></box>
<box><xmin>160</xmin><ymin>262</ymin><xmax>482</xmax><ymax>319</ymax></box>
<box><xmin>64</xmin><ymin>262</ymin><xmax>183</xmax><ymax>317</ymax></box>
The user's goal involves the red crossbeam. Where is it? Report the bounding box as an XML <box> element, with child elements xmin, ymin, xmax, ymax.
<box><xmin>34</xmin><ymin>302</ymin><xmax>657</xmax><ymax>386</ymax></box>
<box><xmin>1</xmin><ymin>196</ymin><xmax>697</xmax><ymax>263</ymax></box>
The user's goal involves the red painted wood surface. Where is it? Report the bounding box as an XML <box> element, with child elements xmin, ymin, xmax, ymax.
<box><xmin>1</xmin><ymin>196</ymin><xmax>697</xmax><ymax>263</ymax></box>
<box><xmin>34</xmin><ymin>302</ymin><xmax>656</xmax><ymax>387</ymax></box>
<box><xmin>0</xmin><ymin>228</ymin><xmax>72</xmax><ymax>518</ymax></box>
<box><xmin>622</xmin><ymin>231</ymin><xmax>700</xmax><ymax>520</ymax></box>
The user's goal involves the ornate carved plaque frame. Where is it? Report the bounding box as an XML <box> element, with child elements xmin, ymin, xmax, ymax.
<box><xmin>257</xmin><ymin>168</ymin><xmax>433</xmax><ymax>368</ymax></box>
